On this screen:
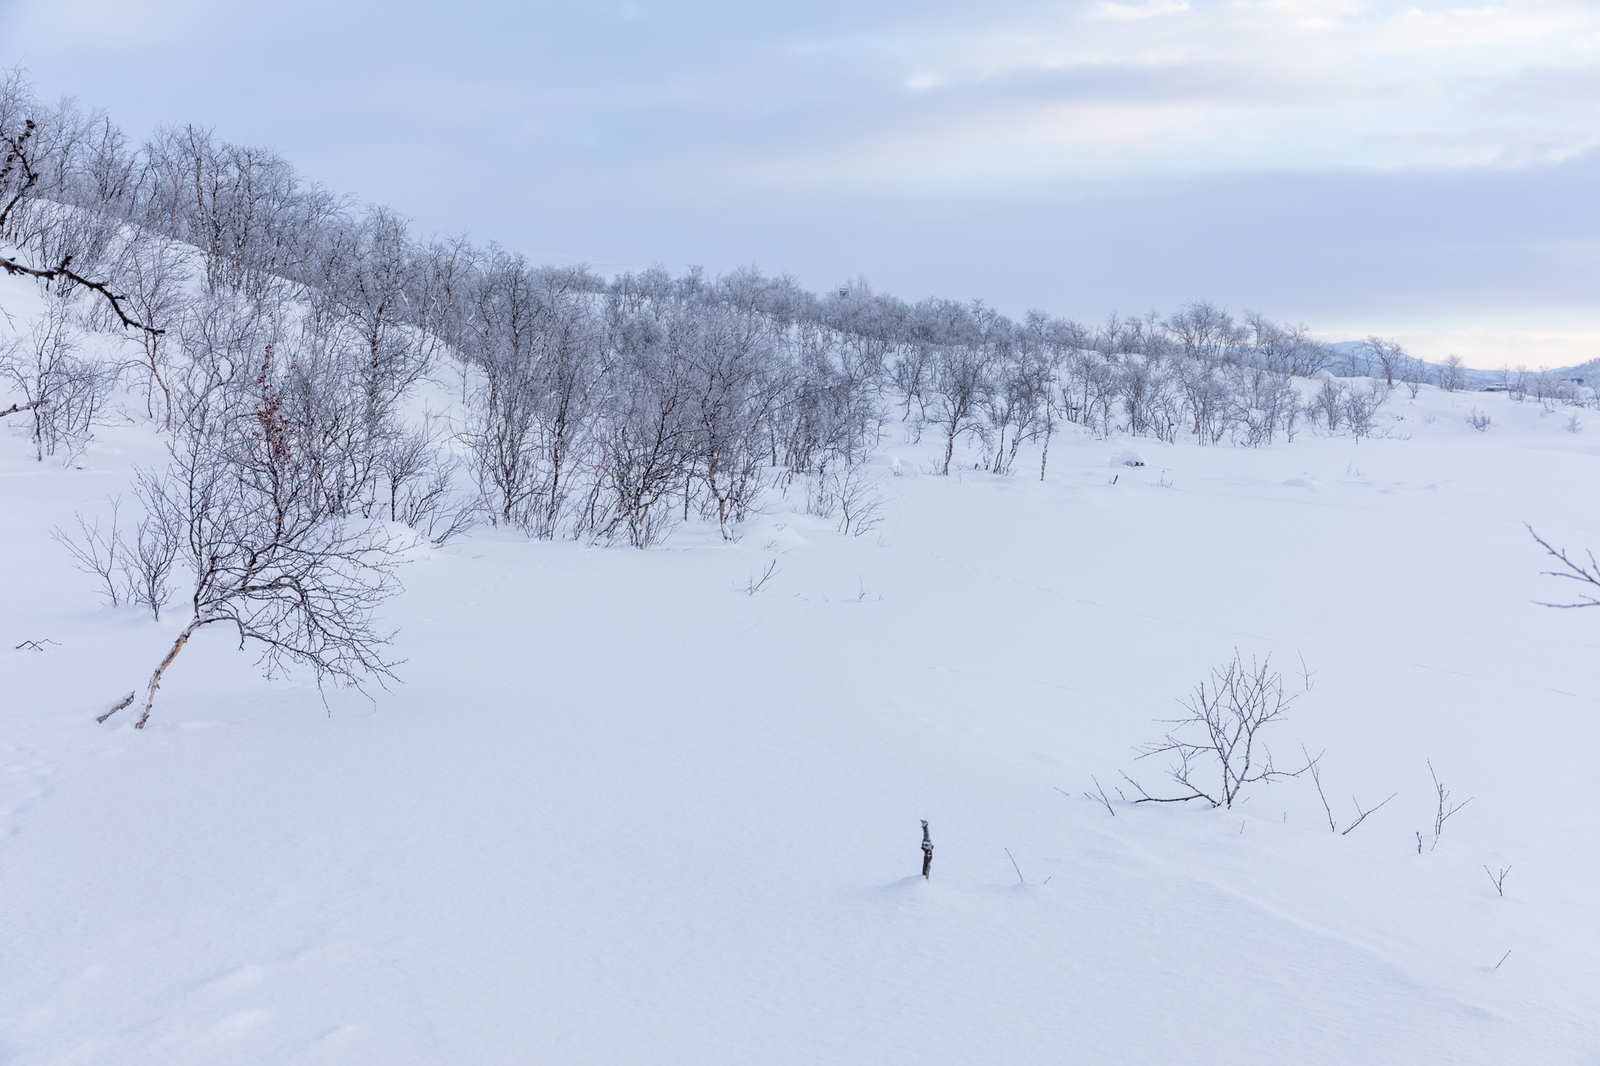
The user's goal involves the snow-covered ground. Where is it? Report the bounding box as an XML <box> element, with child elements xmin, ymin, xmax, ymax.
<box><xmin>3</xmin><ymin>288</ymin><xmax>1598</xmax><ymax>1063</ymax></box>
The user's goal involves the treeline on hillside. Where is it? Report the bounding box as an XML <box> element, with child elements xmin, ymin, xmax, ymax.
<box><xmin>2</xmin><ymin>72</ymin><xmax>1592</xmax><ymax>552</ymax></box>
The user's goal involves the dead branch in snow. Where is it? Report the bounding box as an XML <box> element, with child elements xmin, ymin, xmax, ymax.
<box><xmin>0</xmin><ymin>396</ymin><xmax>45</xmax><ymax>419</ymax></box>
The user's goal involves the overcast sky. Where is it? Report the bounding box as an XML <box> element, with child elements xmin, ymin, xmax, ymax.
<box><xmin>2</xmin><ymin>0</ymin><xmax>1596</xmax><ymax>366</ymax></box>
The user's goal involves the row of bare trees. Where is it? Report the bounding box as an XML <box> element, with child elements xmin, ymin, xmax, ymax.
<box><xmin>9</xmin><ymin>69</ymin><xmax>1583</xmax><ymax>724</ymax></box>
<box><xmin>7</xmin><ymin>71</ymin><xmax>1505</xmax><ymax>494</ymax></box>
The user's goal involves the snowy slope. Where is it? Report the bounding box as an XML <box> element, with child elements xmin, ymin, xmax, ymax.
<box><xmin>2</xmin><ymin>283</ymin><xmax>1598</xmax><ymax>1064</ymax></box>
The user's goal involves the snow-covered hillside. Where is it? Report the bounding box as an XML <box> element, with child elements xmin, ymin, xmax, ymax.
<box><xmin>3</xmin><ymin>267</ymin><xmax>1598</xmax><ymax>1065</ymax></box>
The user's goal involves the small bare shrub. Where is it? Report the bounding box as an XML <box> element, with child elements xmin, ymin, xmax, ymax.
<box><xmin>1124</xmin><ymin>651</ymin><xmax>1310</xmax><ymax>809</ymax></box>
<box><xmin>806</xmin><ymin>463</ymin><xmax>884</xmax><ymax>537</ymax></box>
<box><xmin>52</xmin><ymin>499</ymin><xmax>129</xmax><ymax>607</ymax></box>
<box><xmin>1343</xmin><ymin>381</ymin><xmax>1388</xmax><ymax>439</ymax></box>
<box><xmin>1425</xmin><ymin>759</ymin><xmax>1471</xmax><ymax>850</ymax></box>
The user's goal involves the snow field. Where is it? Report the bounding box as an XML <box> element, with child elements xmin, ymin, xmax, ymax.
<box><xmin>3</xmin><ymin>340</ymin><xmax>1599</xmax><ymax>1063</ymax></box>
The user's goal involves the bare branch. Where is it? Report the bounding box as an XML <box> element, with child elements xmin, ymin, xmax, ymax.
<box><xmin>0</xmin><ymin>254</ymin><xmax>165</xmax><ymax>336</ymax></box>
<box><xmin>0</xmin><ymin>397</ymin><xmax>46</xmax><ymax>419</ymax></box>
<box><xmin>95</xmin><ymin>690</ymin><xmax>134</xmax><ymax>724</ymax></box>
<box><xmin>1305</xmin><ymin>746</ymin><xmax>1336</xmax><ymax>832</ymax></box>
<box><xmin>1340</xmin><ymin>792</ymin><xmax>1396</xmax><ymax>836</ymax></box>
<box><xmin>0</xmin><ymin>119</ymin><xmax>40</xmax><ymax>233</ymax></box>
<box><xmin>1528</xmin><ymin>524</ymin><xmax>1600</xmax><ymax>608</ymax></box>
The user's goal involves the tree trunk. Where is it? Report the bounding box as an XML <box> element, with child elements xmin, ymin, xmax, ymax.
<box><xmin>133</xmin><ymin>612</ymin><xmax>213</xmax><ymax>729</ymax></box>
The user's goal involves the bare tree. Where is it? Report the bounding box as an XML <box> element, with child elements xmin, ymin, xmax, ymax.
<box><xmin>680</xmin><ymin>303</ymin><xmax>782</xmax><ymax>535</ymax></box>
<box><xmin>377</xmin><ymin>414</ymin><xmax>476</xmax><ymax>544</ymax></box>
<box><xmin>103</xmin><ymin>232</ymin><xmax>193</xmax><ymax>422</ymax></box>
<box><xmin>1245</xmin><ymin>313</ymin><xmax>1329</xmax><ymax>377</ymax></box>
<box><xmin>1439</xmin><ymin>354</ymin><xmax>1467</xmax><ymax>392</ymax></box>
<box><xmin>1359</xmin><ymin>336</ymin><xmax>1408</xmax><ymax>387</ymax></box>
<box><xmin>1309</xmin><ymin>378</ymin><xmax>1345</xmax><ymax>433</ymax></box>
<box><xmin>100</xmin><ymin>338</ymin><xmax>405</xmax><ymax>728</ymax></box>
<box><xmin>0</xmin><ymin>301</ymin><xmax>117</xmax><ymax>462</ymax></box>
<box><xmin>124</xmin><ymin>482</ymin><xmax>180</xmax><ymax>620</ymax></box>
<box><xmin>589</xmin><ymin>362</ymin><xmax>694</xmax><ymax>548</ymax></box>
<box><xmin>1400</xmin><ymin>355</ymin><xmax>1428</xmax><ymax>398</ymax></box>
<box><xmin>1343</xmin><ymin>381</ymin><xmax>1389</xmax><ymax>439</ymax></box>
<box><xmin>918</xmin><ymin>303</ymin><xmax>995</xmax><ymax>475</ymax></box>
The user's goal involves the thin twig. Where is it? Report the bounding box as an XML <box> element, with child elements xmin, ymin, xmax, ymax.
<box><xmin>1082</xmin><ymin>776</ymin><xmax>1116</xmax><ymax>816</ymax></box>
<box><xmin>1428</xmin><ymin>760</ymin><xmax>1471</xmax><ymax>850</ymax></box>
<box><xmin>1305</xmin><ymin>746</ymin><xmax>1336</xmax><ymax>832</ymax></box>
<box><xmin>1341</xmin><ymin>792</ymin><xmax>1397</xmax><ymax>836</ymax></box>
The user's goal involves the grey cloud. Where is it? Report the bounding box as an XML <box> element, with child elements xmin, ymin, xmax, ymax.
<box><xmin>2</xmin><ymin>0</ymin><xmax>1597</xmax><ymax>362</ymax></box>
